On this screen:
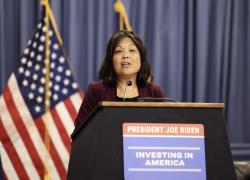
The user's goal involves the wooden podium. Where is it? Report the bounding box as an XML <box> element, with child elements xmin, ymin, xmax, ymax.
<box><xmin>67</xmin><ymin>102</ymin><xmax>236</xmax><ymax>180</ymax></box>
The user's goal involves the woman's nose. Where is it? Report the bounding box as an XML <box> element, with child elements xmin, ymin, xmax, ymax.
<box><xmin>122</xmin><ymin>55</ymin><xmax>129</xmax><ymax>59</ymax></box>
<box><xmin>122</xmin><ymin>51</ymin><xmax>129</xmax><ymax>59</ymax></box>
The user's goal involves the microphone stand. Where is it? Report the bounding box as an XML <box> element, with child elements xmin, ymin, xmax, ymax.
<box><xmin>123</xmin><ymin>80</ymin><xmax>132</xmax><ymax>101</ymax></box>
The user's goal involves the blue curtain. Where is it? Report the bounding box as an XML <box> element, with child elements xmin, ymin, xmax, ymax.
<box><xmin>0</xmin><ymin>0</ymin><xmax>249</xmax><ymax>146</ymax></box>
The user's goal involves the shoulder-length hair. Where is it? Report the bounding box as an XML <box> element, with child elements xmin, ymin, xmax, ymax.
<box><xmin>99</xmin><ymin>30</ymin><xmax>153</xmax><ymax>86</ymax></box>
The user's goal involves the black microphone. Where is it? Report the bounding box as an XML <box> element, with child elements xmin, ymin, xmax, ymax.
<box><xmin>124</xmin><ymin>80</ymin><xmax>132</xmax><ymax>101</ymax></box>
<box><xmin>127</xmin><ymin>80</ymin><xmax>132</xmax><ymax>86</ymax></box>
<box><xmin>138</xmin><ymin>97</ymin><xmax>176</xmax><ymax>102</ymax></box>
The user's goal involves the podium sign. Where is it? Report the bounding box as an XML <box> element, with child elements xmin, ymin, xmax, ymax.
<box><xmin>123</xmin><ymin>123</ymin><xmax>206</xmax><ymax>180</ymax></box>
<box><xmin>67</xmin><ymin>102</ymin><xmax>236</xmax><ymax>180</ymax></box>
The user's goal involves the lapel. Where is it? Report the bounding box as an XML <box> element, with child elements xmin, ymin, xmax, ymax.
<box><xmin>103</xmin><ymin>85</ymin><xmax>117</xmax><ymax>101</ymax></box>
<box><xmin>138</xmin><ymin>85</ymin><xmax>147</xmax><ymax>97</ymax></box>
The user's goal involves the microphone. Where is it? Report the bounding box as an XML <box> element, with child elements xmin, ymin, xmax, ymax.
<box><xmin>127</xmin><ymin>80</ymin><xmax>132</xmax><ymax>86</ymax></box>
<box><xmin>138</xmin><ymin>97</ymin><xmax>176</xmax><ymax>102</ymax></box>
<box><xmin>124</xmin><ymin>80</ymin><xmax>132</xmax><ymax>101</ymax></box>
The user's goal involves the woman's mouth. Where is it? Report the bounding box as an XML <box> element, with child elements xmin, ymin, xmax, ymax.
<box><xmin>121</xmin><ymin>61</ymin><xmax>131</xmax><ymax>67</ymax></box>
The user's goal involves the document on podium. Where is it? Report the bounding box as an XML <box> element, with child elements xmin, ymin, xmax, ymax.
<box><xmin>123</xmin><ymin>123</ymin><xmax>206</xmax><ymax>180</ymax></box>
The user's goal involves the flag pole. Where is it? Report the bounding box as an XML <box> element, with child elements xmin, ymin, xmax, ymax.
<box><xmin>41</xmin><ymin>0</ymin><xmax>51</xmax><ymax>179</ymax></box>
<box><xmin>42</xmin><ymin>2</ymin><xmax>63</xmax><ymax>46</ymax></box>
<box><xmin>114</xmin><ymin>0</ymin><xmax>132</xmax><ymax>31</ymax></box>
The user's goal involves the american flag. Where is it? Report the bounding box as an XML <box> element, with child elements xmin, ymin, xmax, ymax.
<box><xmin>0</xmin><ymin>8</ymin><xmax>83</xmax><ymax>179</ymax></box>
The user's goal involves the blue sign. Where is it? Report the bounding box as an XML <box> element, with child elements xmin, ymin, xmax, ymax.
<box><xmin>123</xmin><ymin>123</ymin><xmax>206</xmax><ymax>180</ymax></box>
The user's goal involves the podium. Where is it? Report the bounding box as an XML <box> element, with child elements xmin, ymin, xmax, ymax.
<box><xmin>67</xmin><ymin>102</ymin><xmax>236</xmax><ymax>180</ymax></box>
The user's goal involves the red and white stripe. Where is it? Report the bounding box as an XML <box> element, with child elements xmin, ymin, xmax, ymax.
<box><xmin>0</xmin><ymin>74</ymin><xmax>83</xmax><ymax>180</ymax></box>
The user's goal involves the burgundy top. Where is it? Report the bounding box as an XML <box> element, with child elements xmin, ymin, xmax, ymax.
<box><xmin>74</xmin><ymin>81</ymin><xmax>164</xmax><ymax>127</ymax></box>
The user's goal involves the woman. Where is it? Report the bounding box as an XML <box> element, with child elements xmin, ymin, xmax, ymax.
<box><xmin>75</xmin><ymin>30</ymin><xmax>164</xmax><ymax>127</ymax></box>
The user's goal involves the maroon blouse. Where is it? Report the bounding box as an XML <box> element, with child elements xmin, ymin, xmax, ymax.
<box><xmin>74</xmin><ymin>81</ymin><xmax>164</xmax><ymax>127</ymax></box>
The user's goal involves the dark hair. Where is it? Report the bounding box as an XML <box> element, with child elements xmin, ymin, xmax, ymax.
<box><xmin>99</xmin><ymin>30</ymin><xmax>153</xmax><ymax>86</ymax></box>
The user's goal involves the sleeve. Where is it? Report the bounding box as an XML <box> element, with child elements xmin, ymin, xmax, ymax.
<box><xmin>74</xmin><ymin>83</ymin><xmax>101</xmax><ymax>127</ymax></box>
<box><xmin>153</xmin><ymin>84</ymin><xmax>164</xmax><ymax>98</ymax></box>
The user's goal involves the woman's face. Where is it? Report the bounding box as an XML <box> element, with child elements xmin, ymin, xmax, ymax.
<box><xmin>112</xmin><ymin>37</ymin><xmax>141</xmax><ymax>80</ymax></box>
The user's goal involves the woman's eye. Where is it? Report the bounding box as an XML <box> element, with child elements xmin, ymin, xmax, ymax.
<box><xmin>115</xmin><ymin>50</ymin><xmax>122</xmax><ymax>54</ymax></box>
<box><xmin>130</xmin><ymin>49</ymin><xmax>136</xmax><ymax>52</ymax></box>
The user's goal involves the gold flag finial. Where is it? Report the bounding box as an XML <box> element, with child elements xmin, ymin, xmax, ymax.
<box><xmin>114</xmin><ymin>0</ymin><xmax>132</xmax><ymax>31</ymax></box>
